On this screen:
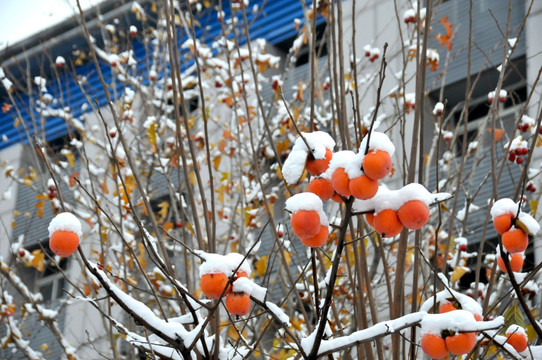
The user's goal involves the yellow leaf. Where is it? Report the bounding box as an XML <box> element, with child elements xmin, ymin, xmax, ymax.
<box><xmin>63</xmin><ymin>150</ymin><xmax>75</xmax><ymax>168</ymax></box>
<box><xmin>255</xmin><ymin>256</ymin><xmax>268</xmax><ymax>277</ymax></box>
<box><xmin>147</xmin><ymin>123</ymin><xmax>157</xmax><ymax>153</ymax></box>
<box><xmin>23</xmin><ymin>175</ymin><xmax>33</xmax><ymax>187</ymax></box>
<box><xmin>157</xmin><ymin>201</ymin><xmax>169</xmax><ymax>221</ymax></box>
<box><xmin>536</xmin><ymin>135</ymin><xmax>542</xmax><ymax>147</ymax></box>
<box><xmin>13</xmin><ymin>210</ymin><xmax>20</xmax><ymax>217</ymax></box>
<box><xmin>40</xmin><ymin>343</ymin><xmax>49</xmax><ymax>351</ymax></box>
<box><xmin>213</xmin><ymin>155</ymin><xmax>222</xmax><ymax>170</ymax></box>
<box><xmin>35</xmin><ymin>194</ymin><xmax>49</xmax><ymax>200</ymax></box>
<box><xmin>283</xmin><ymin>251</ymin><xmax>291</xmax><ymax>266</ymax></box>
<box><xmin>188</xmin><ymin>170</ymin><xmax>197</xmax><ymax>186</ymax></box>
<box><xmin>515</xmin><ymin>217</ymin><xmax>534</xmax><ymax>236</ymax></box>
<box><xmin>34</xmin><ymin>201</ymin><xmax>44</xmax><ymax>219</ymax></box>
<box><xmin>529</xmin><ymin>200</ymin><xmax>538</xmax><ymax>216</ymax></box>
<box><xmin>451</xmin><ymin>266</ymin><xmax>469</xmax><ymax>283</ymax></box>
<box><xmin>31</xmin><ymin>250</ymin><xmax>45</xmax><ymax>272</ymax></box>
<box><xmin>526</xmin><ymin>325</ymin><xmax>537</xmax><ymax>341</ymax></box>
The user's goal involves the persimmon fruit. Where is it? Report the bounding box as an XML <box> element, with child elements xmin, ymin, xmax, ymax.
<box><xmin>420</xmin><ymin>333</ymin><xmax>448</xmax><ymax>359</ymax></box>
<box><xmin>493</xmin><ymin>213</ymin><xmax>514</xmax><ymax>234</ymax></box>
<box><xmin>362</xmin><ymin>149</ymin><xmax>392</xmax><ymax>180</ymax></box>
<box><xmin>502</xmin><ymin>228</ymin><xmax>529</xmax><ymax>253</ymax></box>
<box><xmin>397</xmin><ymin>200</ymin><xmax>430</xmax><ymax>230</ymax></box>
<box><xmin>439</xmin><ymin>302</ymin><xmax>457</xmax><ymax>313</ymax></box>
<box><xmin>497</xmin><ymin>253</ymin><xmax>524</xmax><ymax>273</ymax></box>
<box><xmin>306</xmin><ymin>148</ymin><xmax>332</xmax><ymax>176</ymax></box>
<box><xmin>349</xmin><ymin>175</ymin><xmax>379</xmax><ymax>200</ymax></box>
<box><xmin>445</xmin><ymin>332</ymin><xmax>477</xmax><ymax>355</ymax></box>
<box><xmin>49</xmin><ymin>230</ymin><xmax>80</xmax><ymax>257</ymax></box>
<box><xmin>290</xmin><ymin>210</ymin><xmax>321</xmax><ymax>239</ymax></box>
<box><xmin>373</xmin><ymin>209</ymin><xmax>403</xmax><ymax>238</ymax></box>
<box><xmin>225</xmin><ymin>292</ymin><xmax>252</xmax><ymax>317</ymax></box>
<box><xmin>365</xmin><ymin>213</ymin><xmax>375</xmax><ymax>227</ymax></box>
<box><xmin>300</xmin><ymin>225</ymin><xmax>329</xmax><ymax>248</ymax></box>
<box><xmin>331</xmin><ymin>167</ymin><xmax>351</xmax><ymax>197</ymax></box>
<box><xmin>307</xmin><ymin>178</ymin><xmax>334</xmax><ymax>202</ymax></box>
<box><xmin>200</xmin><ymin>272</ymin><xmax>231</xmax><ymax>299</ymax></box>
<box><xmin>505</xmin><ymin>330</ymin><xmax>528</xmax><ymax>353</ymax></box>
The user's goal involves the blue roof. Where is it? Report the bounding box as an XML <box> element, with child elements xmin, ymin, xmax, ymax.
<box><xmin>0</xmin><ymin>0</ymin><xmax>321</xmax><ymax>150</ymax></box>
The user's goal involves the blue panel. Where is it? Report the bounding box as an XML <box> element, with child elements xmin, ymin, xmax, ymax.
<box><xmin>0</xmin><ymin>0</ymin><xmax>316</xmax><ymax>150</ymax></box>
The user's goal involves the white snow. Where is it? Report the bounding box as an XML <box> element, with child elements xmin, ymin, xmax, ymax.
<box><xmin>433</xmin><ymin>102</ymin><xmax>444</xmax><ymax>115</ymax></box>
<box><xmin>326</xmin><ymin>150</ymin><xmax>359</xmax><ymax>178</ymax></box>
<box><xmin>196</xmin><ymin>251</ymin><xmax>252</xmax><ymax>277</ymax></box>
<box><xmin>282</xmin><ymin>131</ymin><xmax>336</xmax><ymax>185</ymax></box>
<box><xmin>359</xmin><ymin>131</ymin><xmax>395</xmax><ymax>156</ymax></box>
<box><xmin>420</xmin><ymin>289</ymin><xmax>482</xmax><ymax>318</ymax></box>
<box><xmin>421</xmin><ymin>310</ymin><xmax>503</xmax><ymax>335</ymax></box>
<box><xmin>517</xmin><ymin>211</ymin><xmax>540</xmax><ymax>235</ymax></box>
<box><xmin>506</xmin><ymin>324</ymin><xmax>527</xmax><ymax>337</ymax></box>
<box><xmin>352</xmin><ymin>183</ymin><xmax>450</xmax><ymax>213</ymax></box>
<box><xmin>490</xmin><ymin>198</ymin><xmax>518</xmax><ymax>220</ymax></box>
<box><xmin>285</xmin><ymin>192</ymin><xmax>329</xmax><ymax>226</ymax></box>
<box><xmin>48</xmin><ymin>212</ymin><xmax>82</xmax><ymax>237</ymax></box>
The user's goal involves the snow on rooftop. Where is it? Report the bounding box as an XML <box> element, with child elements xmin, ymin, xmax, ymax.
<box><xmin>48</xmin><ymin>212</ymin><xmax>82</xmax><ymax>237</ymax></box>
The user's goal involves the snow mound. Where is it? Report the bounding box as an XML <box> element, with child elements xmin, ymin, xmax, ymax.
<box><xmin>360</xmin><ymin>131</ymin><xmax>395</xmax><ymax>155</ymax></box>
<box><xmin>48</xmin><ymin>212</ymin><xmax>82</xmax><ymax>237</ymax></box>
<box><xmin>196</xmin><ymin>251</ymin><xmax>252</xmax><ymax>277</ymax></box>
<box><xmin>285</xmin><ymin>192</ymin><xmax>328</xmax><ymax>226</ymax></box>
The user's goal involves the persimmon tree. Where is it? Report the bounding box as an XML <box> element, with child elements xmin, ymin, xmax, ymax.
<box><xmin>1</xmin><ymin>0</ymin><xmax>542</xmax><ymax>359</ymax></box>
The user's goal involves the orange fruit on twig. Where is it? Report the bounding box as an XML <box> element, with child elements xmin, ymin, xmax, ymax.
<box><xmin>373</xmin><ymin>209</ymin><xmax>403</xmax><ymax>238</ymax></box>
<box><xmin>365</xmin><ymin>213</ymin><xmax>375</xmax><ymax>227</ymax></box>
<box><xmin>497</xmin><ymin>253</ymin><xmax>524</xmax><ymax>273</ymax></box>
<box><xmin>225</xmin><ymin>292</ymin><xmax>252</xmax><ymax>317</ymax></box>
<box><xmin>300</xmin><ymin>225</ymin><xmax>329</xmax><ymax>248</ymax></box>
<box><xmin>349</xmin><ymin>175</ymin><xmax>379</xmax><ymax>200</ymax></box>
<box><xmin>439</xmin><ymin>302</ymin><xmax>458</xmax><ymax>313</ymax></box>
<box><xmin>307</xmin><ymin>178</ymin><xmax>334</xmax><ymax>202</ymax></box>
<box><xmin>502</xmin><ymin>228</ymin><xmax>529</xmax><ymax>253</ymax></box>
<box><xmin>291</xmin><ymin>210</ymin><xmax>321</xmax><ymax>238</ymax></box>
<box><xmin>362</xmin><ymin>149</ymin><xmax>392</xmax><ymax>180</ymax></box>
<box><xmin>306</xmin><ymin>148</ymin><xmax>332</xmax><ymax>176</ymax></box>
<box><xmin>49</xmin><ymin>230</ymin><xmax>80</xmax><ymax>257</ymax></box>
<box><xmin>493</xmin><ymin>213</ymin><xmax>514</xmax><ymax>234</ymax></box>
<box><xmin>505</xmin><ymin>328</ymin><xmax>528</xmax><ymax>353</ymax></box>
<box><xmin>200</xmin><ymin>272</ymin><xmax>231</xmax><ymax>299</ymax></box>
<box><xmin>445</xmin><ymin>332</ymin><xmax>477</xmax><ymax>355</ymax></box>
<box><xmin>420</xmin><ymin>333</ymin><xmax>448</xmax><ymax>359</ymax></box>
<box><xmin>331</xmin><ymin>167</ymin><xmax>351</xmax><ymax>197</ymax></box>
<box><xmin>397</xmin><ymin>200</ymin><xmax>430</xmax><ymax>230</ymax></box>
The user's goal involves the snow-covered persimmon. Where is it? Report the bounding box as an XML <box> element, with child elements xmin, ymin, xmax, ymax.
<box><xmin>290</xmin><ymin>210</ymin><xmax>321</xmax><ymax>238</ymax></box>
<box><xmin>373</xmin><ymin>209</ymin><xmax>403</xmax><ymax>238</ymax></box>
<box><xmin>225</xmin><ymin>292</ymin><xmax>252</xmax><ymax>317</ymax></box>
<box><xmin>505</xmin><ymin>326</ymin><xmax>528</xmax><ymax>353</ymax></box>
<box><xmin>497</xmin><ymin>253</ymin><xmax>524</xmax><ymax>273</ymax></box>
<box><xmin>349</xmin><ymin>175</ymin><xmax>379</xmax><ymax>200</ymax></box>
<box><xmin>235</xmin><ymin>271</ymin><xmax>248</xmax><ymax>279</ymax></box>
<box><xmin>48</xmin><ymin>212</ymin><xmax>82</xmax><ymax>257</ymax></box>
<box><xmin>397</xmin><ymin>200</ymin><xmax>430</xmax><ymax>230</ymax></box>
<box><xmin>300</xmin><ymin>225</ymin><xmax>329</xmax><ymax>248</ymax></box>
<box><xmin>502</xmin><ymin>228</ymin><xmax>529</xmax><ymax>253</ymax></box>
<box><xmin>362</xmin><ymin>149</ymin><xmax>392</xmax><ymax>180</ymax></box>
<box><xmin>445</xmin><ymin>332</ymin><xmax>476</xmax><ymax>355</ymax></box>
<box><xmin>306</xmin><ymin>148</ymin><xmax>332</xmax><ymax>176</ymax></box>
<box><xmin>200</xmin><ymin>272</ymin><xmax>231</xmax><ymax>299</ymax></box>
<box><xmin>493</xmin><ymin>213</ymin><xmax>514</xmax><ymax>235</ymax></box>
<box><xmin>420</xmin><ymin>333</ymin><xmax>448</xmax><ymax>359</ymax></box>
<box><xmin>331</xmin><ymin>167</ymin><xmax>351</xmax><ymax>197</ymax></box>
<box><xmin>307</xmin><ymin>177</ymin><xmax>334</xmax><ymax>202</ymax></box>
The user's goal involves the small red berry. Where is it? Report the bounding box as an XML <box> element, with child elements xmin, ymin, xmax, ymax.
<box><xmin>521</xmin><ymin>148</ymin><xmax>529</xmax><ymax>155</ymax></box>
<box><xmin>538</xmin><ymin>125</ymin><xmax>542</xmax><ymax>135</ymax></box>
<box><xmin>508</xmin><ymin>153</ymin><xmax>516</xmax><ymax>162</ymax></box>
<box><xmin>18</xmin><ymin>250</ymin><xmax>25</xmax><ymax>257</ymax></box>
<box><xmin>522</xmin><ymin>124</ymin><xmax>529</xmax><ymax>132</ymax></box>
<box><xmin>111</xmin><ymin>61</ymin><xmax>117</xmax><ymax>67</ymax></box>
<box><xmin>277</xmin><ymin>230</ymin><xmax>284</xmax><ymax>237</ymax></box>
<box><xmin>516</xmin><ymin>157</ymin><xmax>524</xmax><ymax>164</ymax></box>
<box><xmin>176</xmin><ymin>221</ymin><xmax>183</xmax><ymax>228</ymax></box>
<box><xmin>459</xmin><ymin>244</ymin><xmax>467</xmax><ymax>251</ymax></box>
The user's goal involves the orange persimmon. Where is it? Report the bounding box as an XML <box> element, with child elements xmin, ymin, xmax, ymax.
<box><xmin>397</xmin><ymin>200</ymin><xmax>430</xmax><ymax>230</ymax></box>
<box><xmin>331</xmin><ymin>167</ymin><xmax>351</xmax><ymax>197</ymax></box>
<box><xmin>225</xmin><ymin>292</ymin><xmax>252</xmax><ymax>317</ymax></box>
<box><xmin>349</xmin><ymin>175</ymin><xmax>379</xmax><ymax>200</ymax></box>
<box><xmin>373</xmin><ymin>209</ymin><xmax>403</xmax><ymax>238</ymax></box>
<box><xmin>290</xmin><ymin>210</ymin><xmax>321</xmax><ymax>239</ymax></box>
<box><xmin>307</xmin><ymin>177</ymin><xmax>334</xmax><ymax>202</ymax></box>
<box><xmin>420</xmin><ymin>333</ymin><xmax>448</xmax><ymax>359</ymax></box>
<box><xmin>497</xmin><ymin>253</ymin><xmax>524</xmax><ymax>273</ymax></box>
<box><xmin>49</xmin><ymin>230</ymin><xmax>80</xmax><ymax>257</ymax></box>
<box><xmin>362</xmin><ymin>149</ymin><xmax>392</xmax><ymax>180</ymax></box>
<box><xmin>306</xmin><ymin>148</ymin><xmax>332</xmax><ymax>176</ymax></box>
<box><xmin>445</xmin><ymin>332</ymin><xmax>477</xmax><ymax>355</ymax></box>
<box><xmin>493</xmin><ymin>213</ymin><xmax>514</xmax><ymax>235</ymax></box>
<box><xmin>200</xmin><ymin>273</ymin><xmax>231</xmax><ymax>299</ymax></box>
<box><xmin>502</xmin><ymin>228</ymin><xmax>529</xmax><ymax>253</ymax></box>
<box><xmin>300</xmin><ymin>225</ymin><xmax>329</xmax><ymax>248</ymax></box>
